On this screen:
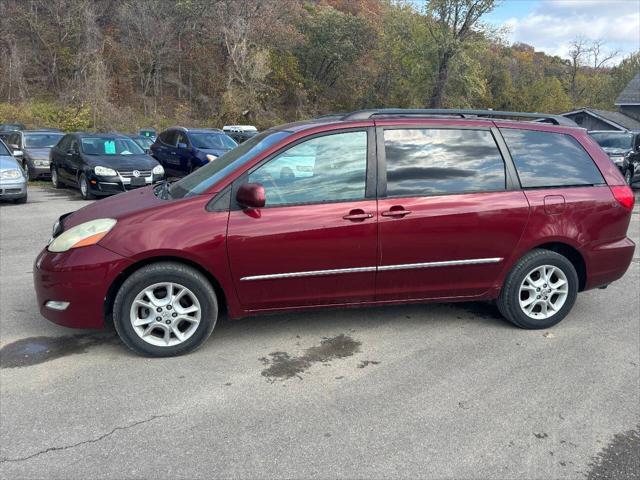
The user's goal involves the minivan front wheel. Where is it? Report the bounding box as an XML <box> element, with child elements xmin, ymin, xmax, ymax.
<box><xmin>113</xmin><ymin>262</ymin><xmax>218</xmax><ymax>357</ymax></box>
<box><xmin>497</xmin><ymin>249</ymin><xmax>578</xmax><ymax>329</ymax></box>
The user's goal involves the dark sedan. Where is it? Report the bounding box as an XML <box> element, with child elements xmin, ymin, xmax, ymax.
<box><xmin>5</xmin><ymin>129</ymin><xmax>64</xmax><ymax>180</ymax></box>
<box><xmin>50</xmin><ymin>133</ymin><xmax>165</xmax><ymax>199</ymax></box>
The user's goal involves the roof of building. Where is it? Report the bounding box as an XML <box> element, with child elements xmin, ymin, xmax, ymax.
<box><xmin>616</xmin><ymin>72</ymin><xmax>640</xmax><ymax>105</ymax></box>
<box><xmin>562</xmin><ymin>108</ymin><xmax>640</xmax><ymax>131</ymax></box>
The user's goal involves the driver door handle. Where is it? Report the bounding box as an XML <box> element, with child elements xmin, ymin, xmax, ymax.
<box><xmin>343</xmin><ymin>209</ymin><xmax>374</xmax><ymax>221</ymax></box>
<box><xmin>381</xmin><ymin>207</ymin><xmax>412</xmax><ymax>217</ymax></box>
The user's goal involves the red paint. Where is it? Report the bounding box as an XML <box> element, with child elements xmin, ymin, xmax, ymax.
<box><xmin>33</xmin><ymin>116</ymin><xmax>636</xmax><ymax>329</ymax></box>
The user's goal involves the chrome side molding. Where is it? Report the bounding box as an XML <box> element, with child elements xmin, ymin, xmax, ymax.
<box><xmin>240</xmin><ymin>257</ymin><xmax>503</xmax><ymax>281</ymax></box>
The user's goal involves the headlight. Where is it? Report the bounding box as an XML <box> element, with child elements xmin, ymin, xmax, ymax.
<box><xmin>610</xmin><ymin>156</ymin><xmax>624</xmax><ymax>165</ymax></box>
<box><xmin>152</xmin><ymin>164</ymin><xmax>164</xmax><ymax>175</ymax></box>
<box><xmin>48</xmin><ymin>218</ymin><xmax>117</xmax><ymax>253</ymax></box>
<box><xmin>34</xmin><ymin>159</ymin><xmax>50</xmax><ymax>167</ymax></box>
<box><xmin>0</xmin><ymin>168</ymin><xmax>23</xmax><ymax>180</ymax></box>
<box><xmin>206</xmin><ymin>154</ymin><xmax>218</xmax><ymax>162</ymax></box>
<box><xmin>94</xmin><ymin>165</ymin><xmax>117</xmax><ymax>176</ymax></box>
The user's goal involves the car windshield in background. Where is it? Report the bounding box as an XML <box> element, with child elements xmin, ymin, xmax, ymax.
<box><xmin>81</xmin><ymin>137</ymin><xmax>145</xmax><ymax>155</ymax></box>
<box><xmin>591</xmin><ymin>132</ymin><xmax>633</xmax><ymax>149</ymax></box>
<box><xmin>169</xmin><ymin>130</ymin><xmax>291</xmax><ymax>199</ymax></box>
<box><xmin>24</xmin><ymin>133</ymin><xmax>64</xmax><ymax>148</ymax></box>
<box><xmin>133</xmin><ymin>137</ymin><xmax>154</xmax><ymax>149</ymax></box>
<box><xmin>190</xmin><ymin>132</ymin><xmax>237</xmax><ymax>149</ymax></box>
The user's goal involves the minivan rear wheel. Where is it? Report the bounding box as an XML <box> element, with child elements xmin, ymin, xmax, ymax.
<box><xmin>497</xmin><ymin>249</ymin><xmax>578</xmax><ymax>329</ymax></box>
<box><xmin>112</xmin><ymin>262</ymin><xmax>218</xmax><ymax>357</ymax></box>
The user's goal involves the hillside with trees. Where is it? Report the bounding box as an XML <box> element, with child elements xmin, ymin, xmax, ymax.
<box><xmin>0</xmin><ymin>0</ymin><xmax>638</xmax><ymax>131</ymax></box>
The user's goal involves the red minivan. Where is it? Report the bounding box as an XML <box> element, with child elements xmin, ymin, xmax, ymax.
<box><xmin>34</xmin><ymin>110</ymin><xmax>636</xmax><ymax>357</ymax></box>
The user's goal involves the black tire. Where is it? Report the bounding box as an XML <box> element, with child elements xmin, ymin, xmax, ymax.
<box><xmin>497</xmin><ymin>249</ymin><xmax>578</xmax><ymax>329</ymax></box>
<box><xmin>112</xmin><ymin>262</ymin><xmax>218</xmax><ymax>357</ymax></box>
<box><xmin>14</xmin><ymin>193</ymin><xmax>27</xmax><ymax>204</ymax></box>
<box><xmin>21</xmin><ymin>161</ymin><xmax>30</xmax><ymax>181</ymax></box>
<box><xmin>624</xmin><ymin>168</ymin><xmax>633</xmax><ymax>185</ymax></box>
<box><xmin>79</xmin><ymin>173</ymin><xmax>96</xmax><ymax>200</ymax></box>
<box><xmin>51</xmin><ymin>167</ymin><xmax>63</xmax><ymax>189</ymax></box>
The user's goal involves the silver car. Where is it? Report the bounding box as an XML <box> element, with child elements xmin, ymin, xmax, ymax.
<box><xmin>0</xmin><ymin>140</ymin><xmax>27</xmax><ymax>203</ymax></box>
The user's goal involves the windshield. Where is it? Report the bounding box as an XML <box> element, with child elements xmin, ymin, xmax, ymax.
<box><xmin>133</xmin><ymin>137</ymin><xmax>154</xmax><ymax>149</ymax></box>
<box><xmin>591</xmin><ymin>132</ymin><xmax>633</xmax><ymax>150</ymax></box>
<box><xmin>190</xmin><ymin>132</ymin><xmax>237</xmax><ymax>149</ymax></box>
<box><xmin>24</xmin><ymin>132</ymin><xmax>63</xmax><ymax>148</ymax></box>
<box><xmin>169</xmin><ymin>130</ymin><xmax>292</xmax><ymax>199</ymax></box>
<box><xmin>81</xmin><ymin>137</ymin><xmax>145</xmax><ymax>155</ymax></box>
<box><xmin>0</xmin><ymin>141</ymin><xmax>10</xmax><ymax>156</ymax></box>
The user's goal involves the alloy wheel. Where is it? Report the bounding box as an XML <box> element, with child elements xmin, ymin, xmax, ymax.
<box><xmin>129</xmin><ymin>282</ymin><xmax>202</xmax><ymax>347</ymax></box>
<box><xmin>518</xmin><ymin>265</ymin><xmax>569</xmax><ymax>320</ymax></box>
<box><xmin>625</xmin><ymin>169</ymin><xmax>633</xmax><ymax>185</ymax></box>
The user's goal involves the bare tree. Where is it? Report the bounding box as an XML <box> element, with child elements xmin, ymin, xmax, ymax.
<box><xmin>589</xmin><ymin>39</ymin><xmax>619</xmax><ymax>69</ymax></box>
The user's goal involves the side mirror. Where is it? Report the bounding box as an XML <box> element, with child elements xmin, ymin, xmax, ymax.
<box><xmin>13</xmin><ymin>150</ymin><xmax>23</xmax><ymax>157</ymax></box>
<box><xmin>177</xmin><ymin>142</ymin><xmax>188</xmax><ymax>149</ymax></box>
<box><xmin>66</xmin><ymin>149</ymin><xmax>75</xmax><ymax>156</ymax></box>
<box><xmin>236</xmin><ymin>183</ymin><xmax>265</xmax><ymax>209</ymax></box>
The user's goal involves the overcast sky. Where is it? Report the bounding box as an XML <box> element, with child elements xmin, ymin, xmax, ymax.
<box><xmin>484</xmin><ymin>0</ymin><xmax>640</xmax><ymax>62</ymax></box>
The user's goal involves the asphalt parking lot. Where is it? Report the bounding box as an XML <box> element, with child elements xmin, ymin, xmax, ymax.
<box><xmin>1</xmin><ymin>185</ymin><xmax>638</xmax><ymax>479</ymax></box>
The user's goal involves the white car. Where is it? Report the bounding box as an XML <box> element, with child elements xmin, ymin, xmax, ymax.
<box><xmin>222</xmin><ymin>125</ymin><xmax>258</xmax><ymax>143</ymax></box>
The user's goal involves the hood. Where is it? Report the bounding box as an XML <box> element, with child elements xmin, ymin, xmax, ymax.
<box><xmin>84</xmin><ymin>154</ymin><xmax>159</xmax><ymax>170</ymax></box>
<box><xmin>0</xmin><ymin>154</ymin><xmax>20</xmax><ymax>169</ymax></box>
<box><xmin>602</xmin><ymin>147</ymin><xmax>631</xmax><ymax>156</ymax></box>
<box><xmin>198</xmin><ymin>148</ymin><xmax>231</xmax><ymax>157</ymax></box>
<box><xmin>24</xmin><ymin>147</ymin><xmax>51</xmax><ymax>160</ymax></box>
<box><xmin>62</xmin><ymin>186</ymin><xmax>163</xmax><ymax>229</ymax></box>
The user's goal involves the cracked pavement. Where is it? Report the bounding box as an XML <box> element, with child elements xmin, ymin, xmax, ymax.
<box><xmin>0</xmin><ymin>186</ymin><xmax>638</xmax><ymax>479</ymax></box>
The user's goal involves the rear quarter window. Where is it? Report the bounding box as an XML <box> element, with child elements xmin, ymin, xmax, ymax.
<box><xmin>501</xmin><ymin>129</ymin><xmax>604</xmax><ymax>188</ymax></box>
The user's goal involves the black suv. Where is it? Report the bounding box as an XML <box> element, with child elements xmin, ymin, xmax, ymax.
<box><xmin>50</xmin><ymin>133</ymin><xmax>165</xmax><ymax>199</ymax></box>
<box><xmin>150</xmin><ymin>127</ymin><xmax>237</xmax><ymax>177</ymax></box>
<box><xmin>590</xmin><ymin>130</ymin><xmax>640</xmax><ymax>186</ymax></box>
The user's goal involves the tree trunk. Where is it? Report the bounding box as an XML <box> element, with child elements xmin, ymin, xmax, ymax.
<box><xmin>429</xmin><ymin>51</ymin><xmax>452</xmax><ymax>108</ymax></box>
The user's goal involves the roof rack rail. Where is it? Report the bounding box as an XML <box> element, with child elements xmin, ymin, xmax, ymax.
<box><xmin>342</xmin><ymin>109</ymin><xmax>577</xmax><ymax>126</ymax></box>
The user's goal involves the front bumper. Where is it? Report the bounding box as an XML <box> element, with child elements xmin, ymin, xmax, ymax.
<box><xmin>0</xmin><ymin>181</ymin><xmax>27</xmax><ymax>199</ymax></box>
<box><xmin>89</xmin><ymin>173</ymin><xmax>163</xmax><ymax>196</ymax></box>
<box><xmin>28</xmin><ymin>159</ymin><xmax>52</xmax><ymax>178</ymax></box>
<box><xmin>34</xmin><ymin>244</ymin><xmax>134</xmax><ymax>329</ymax></box>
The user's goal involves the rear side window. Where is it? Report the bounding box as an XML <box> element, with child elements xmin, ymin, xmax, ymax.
<box><xmin>384</xmin><ymin>129</ymin><xmax>506</xmax><ymax>197</ymax></box>
<box><xmin>501</xmin><ymin>129</ymin><xmax>604</xmax><ymax>188</ymax></box>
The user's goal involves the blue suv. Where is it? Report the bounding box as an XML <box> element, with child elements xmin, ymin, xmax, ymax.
<box><xmin>150</xmin><ymin>127</ymin><xmax>237</xmax><ymax>177</ymax></box>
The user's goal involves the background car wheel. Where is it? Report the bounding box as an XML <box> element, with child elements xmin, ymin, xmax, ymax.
<box><xmin>51</xmin><ymin>167</ymin><xmax>63</xmax><ymax>189</ymax></box>
<box><xmin>21</xmin><ymin>161</ymin><xmax>30</xmax><ymax>181</ymax></box>
<box><xmin>624</xmin><ymin>169</ymin><xmax>633</xmax><ymax>185</ymax></box>
<box><xmin>497</xmin><ymin>249</ymin><xmax>578</xmax><ymax>329</ymax></box>
<box><xmin>112</xmin><ymin>262</ymin><xmax>218</xmax><ymax>357</ymax></box>
<box><xmin>79</xmin><ymin>173</ymin><xmax>95</xmax><ymax>200</ymax></box>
